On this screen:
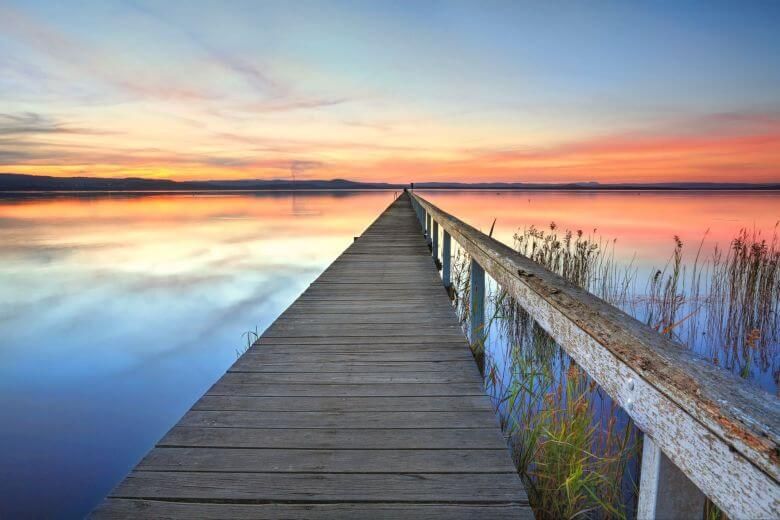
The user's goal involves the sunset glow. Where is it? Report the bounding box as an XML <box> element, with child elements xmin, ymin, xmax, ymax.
<box><xmin>2</xmin><ymin>1</ymin><xmax>779</xmax><ymax>183</ymax></box>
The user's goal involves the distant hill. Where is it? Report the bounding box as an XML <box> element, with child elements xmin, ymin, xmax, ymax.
<box><xmin>0</xmin><ymin>173</ymin><xmax>402</xmax><ymax>191</ymax></box>
<box><xmin>1</xmin><ymin>173</ymin><xmax>778</xmax><ymax>192</ymax></box>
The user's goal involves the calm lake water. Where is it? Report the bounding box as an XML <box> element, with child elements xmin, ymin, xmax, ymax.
<box><xmin>1</xmin><ymin>190</ymin><xmax>777</xmax><ymax>517</ymax></box>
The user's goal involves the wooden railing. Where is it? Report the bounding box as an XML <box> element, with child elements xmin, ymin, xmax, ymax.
<box><xmin>409</xmin><ymin>191</ymin><xmax>779</xmax><ymax>519</ymax></box>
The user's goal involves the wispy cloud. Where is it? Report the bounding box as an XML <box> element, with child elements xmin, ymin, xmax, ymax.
<box><xmin>0</xmin><ymin>5</ymin><xmax>217</xmax><ymax>102</ymax></box>
<box><xmin>124</xmin><ymin>0</ymin><xmax>287</xmax><ymax>97</ymax></box>
<box><xmin>123</xmin><ymin>0</ymin><xmax>357</xmax><ymax>116</ymax></box>
<box><xmin>0</xmin><ymin>112</ymin><xmax>115</xmax><ymax>137</ymax></box>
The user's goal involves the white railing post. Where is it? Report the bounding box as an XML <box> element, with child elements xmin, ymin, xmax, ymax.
<box><xmin>469</xmin><ymin>259</ymin><xmax>485</xmax><ymax>344</ymax></box>
<box><xmin>432</xmin><ymin>220</ymin><xmax>439</xmax><ymax>260</ymax></box>
<box><xmin>442</xmin><ymin>231</ymin><xmax>452</xmax><ymax>287</ymax></box>
<box><xmin>637</xmin><ymin>435</ymin><xmax>706</xmax><ymax>520</ymax></box>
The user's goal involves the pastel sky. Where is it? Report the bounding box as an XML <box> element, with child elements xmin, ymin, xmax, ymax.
<box><xmin>1</xmin><ymin>0</ymin><xmax>779</xmax><ymax>183</ymax></box>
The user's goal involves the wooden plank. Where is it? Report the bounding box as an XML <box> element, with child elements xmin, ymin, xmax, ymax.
<box><xmin>107</xmin><ymin>471</ymin><xmax>527</xmax><ymax>503</ymax></box>
<box><xmin>92</xmin><ymin>499</ymin><xmax>533</xmax><ymax>519</ymax></box>
<box><xmin>206</xmin><ymin>382</ymin><xmax>486</xmax><ymax>397</ymax></box>
<box><xmin>92</xmin><ymin>193</ymin><xmax>529</xmax><ymax>518</ymax></box>
<box><xmin>263</xmin><ymin>324</ymin><xmax>465</xmax><ymax>338</ymax></box>
<box><xmin>194</xmin><ymin>394</ymin><xmax>492</xmax><ymax>412</ymax></box>
<box><xmin>282</xmin><ymin>307</ymin><xmax>458</xmax><ymax>317</ymax></box>
<box><xmin>267</xmin><ymin>322</ymin><xmax>464</xmax><ymax>333</ymax></box>
<box><xmin>216</xmin><ymin>371</ymin><xmax>478</xmax><ymax>385</ymax></box>
<box><xmin>251</xmin><ymin>339</ymin><xmax>469</xmax><ymax>349</ymax></box>
<box><xmin>136</xmin><ymin>447</ymin><xmax>517</xmax><ymax>473</ymax></box>
<box><xmin>236</xmin><ymin>350</ymin><xmax>474</xmax><ymax>363</ymax></box>
<box><xmin>159</xmin><ymin>426</ymin><xmax>508</xmax><ymax>450</ymax></box>
<box><xmin>254</xmin><ymin>336</ymin><xmax>467</xmax><ymax>345</ymax></box>
<box><xmin>271</xmin><ymin>315</ymin><xmax>460</xmax><ymax>325</ymax></box>
<box><xmin>229</xmin><ymin>360</ymin><xmax>479</xmax><ymax>373</ymax></box>
<box><xmin>177</xmin><ymin>410</ymin><xmax>500</xmax><ymax>429</ymax></box>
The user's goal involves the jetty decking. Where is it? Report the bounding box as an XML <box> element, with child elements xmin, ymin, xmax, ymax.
<box><xmin>92</xmin><ymin>193</ymin><xmax>531</xmax><ymax>518</ymax></box>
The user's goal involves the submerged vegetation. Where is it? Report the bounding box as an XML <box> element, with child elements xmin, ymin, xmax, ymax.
<box><xmin>449</xmin><ymin>221</ymin><xmax>780</xmax><ymax>519</ymax></box>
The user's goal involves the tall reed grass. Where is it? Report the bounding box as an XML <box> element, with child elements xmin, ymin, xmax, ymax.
<box><xmin>514</xmin><ymin>222</ymin><xmax>780</xmax><ymax>387</ymax></box>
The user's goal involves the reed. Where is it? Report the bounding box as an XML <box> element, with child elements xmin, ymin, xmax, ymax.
<box><xmin>236</xmin><ymin>326</ymin><xmax>260</xmax><ymax>357</ymax></box>
<box><xmin>513</xmin><ymin>221</ymin><xmax>780</xmax><ymax>388</ymax></box>
<box><xmin>484</xmin><ymin>274</ymin><xmax>639</xmax><ymax>518</ymax></box>
<box><xmin>637</xmin><ymin>225</ymin><xmax>779</xmax><ymax>384</ymax></box>
<box><xmin>513</xmin><ymin>223</ymin><xmax>636</xmax><ymax>303</ymax></box>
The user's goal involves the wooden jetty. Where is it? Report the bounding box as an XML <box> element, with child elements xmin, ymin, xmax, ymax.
<box><xmin>92</xmin><ymin>193</ymin><xmax>532</xmax><ymax>518</ymax></box>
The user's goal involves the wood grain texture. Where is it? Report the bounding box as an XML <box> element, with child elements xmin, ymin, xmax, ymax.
<box><xmin>92</xmin><ymin>500</ymin><xmax>533</xmax><ymax>519</ymax></box>
<box><xmin>192</xmin><ymin>395</ymin><xmax>493</xmax><ymax>412</ymax></box>
<box><xmin>104</xmin><ymin>471</ymin><xmax>527</xmax><ymax>502</ymax></box>
<box><xmin>158</xmin><ymin>427</ymin><xmax>509</xmax><ymax>450</ymax></box>
<box><xmin>91</xmin><ymin>192</ymin><xmax>529</xmax><ymax>519</ymax></box>
<box><xmin>136</xmin><ymin>447</ymin><xmax>517</xmax><ymax>473</ymax></box>
<box><xmin>412</xmin><ymin>191</ymin><xmax>780</xmax><ymax>518</ymax></box>
<box><xmin>206</xmin><ymin>382</ymin><xmax>486</xmax><ymax>397</ymax></box>
<box><xmin>177</xmin><ymin>410</ymin><xmax>501</xmax><ymax>429</ymax></box>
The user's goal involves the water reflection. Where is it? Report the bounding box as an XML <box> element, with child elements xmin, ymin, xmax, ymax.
<box><xmin>0</xmin><ymin>191</ymin><xmax>393</xmax><ymax>518</ymax></box>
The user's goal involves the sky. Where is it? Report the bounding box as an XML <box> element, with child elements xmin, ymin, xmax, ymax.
<box><xmin>1</xmin><ymin>0</ymin><xmax>779</xmax><ymax>183</ymax></box>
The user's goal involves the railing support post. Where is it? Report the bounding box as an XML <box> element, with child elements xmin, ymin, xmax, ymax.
<box><xmin>637</xmin><ymin>435</ymin><xmax>705</xmax><ymax>520</ymax></box>
<box><xmin>432</xmin><ymin>220</ymin><xmax>439</xmax><ymax>260</ymax></box>
<box><xmin>426</xmin><ymin>212</ymin><xmax>432</xmax><ymax>245</ymax></box>
<box><xmin>469</xmin><ymin>259</ymin><xmax>485</xmax><ymax>344</ymax></box>
<box><xmin>442</xmin><ymin>231</ymin><xmax>451</xmax><ymax>287</ymax></box>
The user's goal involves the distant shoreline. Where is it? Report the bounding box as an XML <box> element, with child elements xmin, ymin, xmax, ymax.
<box><xmin>3</xmin><ymin>188</ymin><xmax>780</xmax><ymax>195</ymax></box>
<box><xmin>1</xmin><ymin>173</ymin><xmax>779</xmax><ymax>192</ymax></box>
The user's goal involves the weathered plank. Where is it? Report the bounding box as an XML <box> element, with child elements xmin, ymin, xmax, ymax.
<box><xmin>93</xmin><ymin>500</ymin><xmax>533</xmax><ymax>520</ymax></box>
<box><xmin>254</xmin><ymin>335</ymin><xmax>468</xmax><ymax>345</ymax></box>
<box><xmin>271</xmin><ymin>314</ymin><xmax>459</xmax><ymax>324</ymax></box>
<box><xmin>136</xmin><ymin>447</ymin><xmax>517</xmax><ymax>473</ymax></box>
<box><xmin>92</xmin><ymin>192</ymin><xmax>529</xmax><ymax>519</ymax></box>
<box><xmin>206</xmin><ymin>382</ymin><xmax>487</xmax><ymax>397</ymax></box>
<box><xmin>235</xmin><ymin>350</ymin><xmax>474</xmax><ymax>362</ymax></box>
<box><xmin>192</xmin><ymin>395</ymin><xmax>493</xmax><ymax>412</ymax></box>
<box><xmin>251</xmin><ymin>338</ymin><xmax>470</xmax><ymax>348</ymax></box>
<box><xmin>107</xmin><ymin>471</ymin><xmax>526</xmax><ymax>503</ymax></box>
<box><xmin>255</xmin><ymin>331</ymin><xmax>464</xmax><ymax>347</ymax></box>
<box><xmin>177</xmin><ymin>410</ymin><xmax>501</xmax><ymax>429</ymax></box>
<box><xmin>228</xmin><ymin>360</ymin><xmax>480</xmax><ymax>373</ymax></box>
<box><xmin>217</xmin><ymin>371</ymin><xmax>478</xmax><ymax>384</ymax></box>
<box><xmin>159</xmin><ymin>427</ymin><xmax>508</xmax><ymax>450</ymax></box>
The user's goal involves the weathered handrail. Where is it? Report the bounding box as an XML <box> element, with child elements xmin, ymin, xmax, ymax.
<box><xmin>410</xmin><ymin>191</ymin><xmax>779</xmax><ymax>519</ymax></box>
